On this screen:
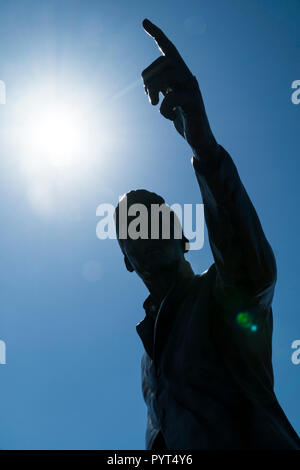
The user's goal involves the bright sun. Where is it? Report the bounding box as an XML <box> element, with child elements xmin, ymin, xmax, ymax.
<box><xmin>12</xmin><ymin>83</ymin><xmax>96</xmax><ymax>215</ymax></box>
<box><xmin>12</xmin><ymin>80</ymin><xmax>117</xmax><ymax>215</ymax></box>
<box><xmin>23</xmin><ymin>103</ymin><xmax>87</xmax><ymax>168</ymax></box>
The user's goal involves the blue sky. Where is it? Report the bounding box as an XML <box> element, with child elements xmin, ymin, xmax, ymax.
<box><xmin>0</xmin><ymin>0</ymin><xmax>299</xmax><ymax>450</ymax></box>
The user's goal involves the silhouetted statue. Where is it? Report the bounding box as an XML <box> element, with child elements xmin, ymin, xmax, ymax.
<box><xmin>114</xmin><ymin>19</ymin><xmax>300</xmax><ymax>450</ymax></box>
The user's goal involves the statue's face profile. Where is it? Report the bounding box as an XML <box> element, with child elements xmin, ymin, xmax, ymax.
<box><xmin>121</xmin><ymin>211</ymin><xmax>186</xmax><ymax>280</ymax></box>
<box><xmin>122</xmin><ymin>230</ymin><xmax>185</xmax><ymax>279</ymax></box>
<box><xmin>115</xmin><ymin>191</ymin><xmax>189</xmax><ymax>281</ymax></box>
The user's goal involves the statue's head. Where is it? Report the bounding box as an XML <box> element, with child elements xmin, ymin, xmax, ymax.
<box><xmin>114</xmin><ymin>189</ymin><xmax>189</xmax><ymax>280</ymax></box>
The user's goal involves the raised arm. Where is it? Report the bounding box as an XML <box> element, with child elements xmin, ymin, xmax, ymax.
<box><xmin>141</xmin><ymin>19</ymin><xmax>277</xmax><ymax>308</ymax></box>
<box><xmin>191</xmin><ymin>144</ymin><xmax>277</xmax><ymax>308</ymax></box>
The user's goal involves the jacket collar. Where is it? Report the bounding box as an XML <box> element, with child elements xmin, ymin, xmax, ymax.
<box><xmin>143</xmin><ymin>294</ymin><xmax>159</xmax><ymax>321</ymax></box>
<box><xmin>136</xmin><ymin>297</ymin><xmax>156</xmax><ymax>358</ymax></box>
<box><xmin>136</xmin><ymin>261</ymin><xmax>195</xmax><ymax>360</ymax></box>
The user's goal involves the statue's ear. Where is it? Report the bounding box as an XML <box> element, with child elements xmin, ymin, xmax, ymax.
<box><xmin>124</xmin><ymin>254</ymin><xmax>134</xmax><ymax>272</ymax></box>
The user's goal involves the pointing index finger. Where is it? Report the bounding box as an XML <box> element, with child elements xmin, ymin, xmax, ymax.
<box><xmin>142</xmin><ymin>18</ymin><xmax>181</xmax><ymax>59</ymax></box>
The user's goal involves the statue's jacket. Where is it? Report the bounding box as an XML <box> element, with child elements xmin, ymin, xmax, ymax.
<box><xmin>136</xmin><ymin>145</ymin><xmax>300</xmax><ymax>450</ymax></box>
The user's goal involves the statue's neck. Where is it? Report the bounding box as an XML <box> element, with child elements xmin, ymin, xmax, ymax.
<box><xmin>145</xmin><ymin>258</ymin><xmax>194</xmax><ymax>307</ymax></box>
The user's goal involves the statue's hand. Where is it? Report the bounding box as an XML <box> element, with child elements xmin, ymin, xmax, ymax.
<box><xmin>141</xmin><ymin>19</ymin><xmax>217</xmax><ymax>156</ymax></box>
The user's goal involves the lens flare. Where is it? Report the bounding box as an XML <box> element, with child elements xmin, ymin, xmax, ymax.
<box><xmin>236</xmin><ymin>311</ymin><xmax>257</xmax><ymax>332</ymax></box>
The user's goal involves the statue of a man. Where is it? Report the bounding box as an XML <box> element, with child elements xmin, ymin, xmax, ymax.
<box><xmin>114</xmin><ymin>19</ymin><xmax>300</xmax><ymax>450</ymax></box>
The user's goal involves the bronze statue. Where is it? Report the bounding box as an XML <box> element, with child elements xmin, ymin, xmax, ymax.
<box><xmin>114</xmin><ymin>19</ymin><xmax>300</xmax><ymax>450</ymax></box>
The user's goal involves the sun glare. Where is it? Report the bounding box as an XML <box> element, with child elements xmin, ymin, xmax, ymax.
<box><xmin>10</xmin><ymin>82</ymin><xmax>99</xmax><ymax>215</ymax></box>
<box><xmin>11</xmin><ymin>79</ymin><xmax>120</xmax><ymax>216</ymax></box>
<box><xmin>23</xmin><ymin>103</ymin><xmax>86</xmax><ymax>168</ymax></box>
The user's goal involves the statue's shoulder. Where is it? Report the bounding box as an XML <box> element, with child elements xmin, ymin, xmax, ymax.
<box><xmin>193</xmin><ymin>263</ymin><xmax>217</xmax><ymax>285</ymax></box>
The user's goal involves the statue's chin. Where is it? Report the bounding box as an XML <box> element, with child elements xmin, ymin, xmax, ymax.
<box><xmin>143</xmin><ymin>256</ymin><xmax>180</xmax><ymax>278</ymax></box>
